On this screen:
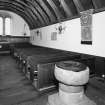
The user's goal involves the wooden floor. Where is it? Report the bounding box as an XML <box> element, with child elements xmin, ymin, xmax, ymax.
<box><xmin>0</xmin><ymin>55</ymin><xmax>53</xmax><ymax>105</ymax></box>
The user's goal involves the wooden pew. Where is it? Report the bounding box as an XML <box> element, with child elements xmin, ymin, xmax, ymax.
<box><xmin>12</xmin><ymin>44</ymin><xmax>96</xmax><ymax>92</ymax></box>
<box><xmin>25</xmin><ymin>52</ymin><xmax>81</xmax><ymax>92</ymax></box>
<box><xmin>12</xmin><ymin>45</ymin><xmax>81</xmax><ymax>91</ymax></box>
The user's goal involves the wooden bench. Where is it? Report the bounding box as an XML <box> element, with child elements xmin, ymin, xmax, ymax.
<box><xmin>11</xmin><ymin>44</ymin><xmax>96</xmax><ymax>92</ymax></box>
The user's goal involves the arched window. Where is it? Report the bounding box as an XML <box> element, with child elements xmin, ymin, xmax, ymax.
<box><xmin>0</xmin><ymin>16</ymin><xmax>11</xmax><ymax>35</ymax></box>
<box><xmin>0</xmin><ymin>17</ymin><xmax>3</xmax><ymax>35</ymax></box>
<box><xmin>5</xmin><ymin>17</ymin><xmax>11</xmax><ymax>35</ymax></box>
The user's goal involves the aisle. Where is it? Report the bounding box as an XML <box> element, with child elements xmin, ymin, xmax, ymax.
<box><xmin>0</xmin><ymin>55</ymin><xmax>48</xmax><ymax>105</ymax></box>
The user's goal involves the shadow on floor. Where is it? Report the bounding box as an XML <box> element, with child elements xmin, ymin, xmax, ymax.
<box><xmin>0</xmin><ymin>55</ymin><xmax>57</xmax><ymax>105</ymax></box>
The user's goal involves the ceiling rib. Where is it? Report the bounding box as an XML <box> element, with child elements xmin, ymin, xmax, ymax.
<box><xmin>25</xmin><ymin>8</ymin><xmax>41</xmax><ymax>27</ymax></box>
<box><xmin>72</xmin><ymin>0</ymin><xmax>84</xmax><ymax>13</ymax></box>
<box><xmin>28</xmin><ymin>3</ymin><xmax>45</xmax><ymax>26</ymax></box>
<box><xmin>27</xmin><ymin>1</ymin><xmax>46</xmax><ymax>26</ymax></box>
<box><xmin>43</xmin><ymin>0</ymin><xmax>58</xmax><ymax>20</ymax></box>
<box><xmin>36</xmin><ymin>0</ymin><xmax>56</xmax><ymax>23</ymax></box>
<box><xmin>11</xmin><ymin>0</ymin><xmax>41</xmax><ymax>27</ymax></box>
<box><xmin>16</xmin><ymin>0</ymin><xmax>44</xmax><ymax>26</ymax></box>
<box><xmin>46</xmin><ymin>0</ymin><xmax>63</xmax><ymax>21</ymax></box>
<box><xmin>14</xmin><ymin>0</ymin><xmax>40</xmax><ymax>27</ymax></box>
<box><xmin>52</xmin><ymin>0</ymin><xmax>67</xmax><ymax>18</ymax></box>
<box><xmin>30</xmin><ymin>0</ymin><xmax>50</xmax><ymax>25</ymax></box>
<box><xmin>35</xmin><ymin>0</ymin><xmax>51</xmax><ymax>23</ymax></box>
<box><xmin>60</xmin><ymin>0</ymin><xmax>73</xmax><ymax>17</ymax></box>
<box><xmin>91</xmin><ymin>0</ymin><xmax>99</xmax><ymax>9</ymax></box>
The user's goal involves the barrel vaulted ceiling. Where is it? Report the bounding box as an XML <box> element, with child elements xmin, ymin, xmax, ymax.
<box><xmin>0</xmin><ymin>0</ymin><xmax>105</xmax><ymax>29</ymax></box>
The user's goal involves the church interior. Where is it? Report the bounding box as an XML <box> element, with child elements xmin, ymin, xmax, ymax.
<box><xmin>0</xmin><ymin>0</ymin><xmax>105</xmax><ymax>105</ymax></box>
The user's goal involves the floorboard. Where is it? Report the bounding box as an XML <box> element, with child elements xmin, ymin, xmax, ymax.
<box><xmin>0</xmin><ymin>55</ymin><xmax>51</xmax><ymax>105</ymax></box>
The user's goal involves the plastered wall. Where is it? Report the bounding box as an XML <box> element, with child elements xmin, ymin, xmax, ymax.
<box><xmin>0</xmin><ymin>10</ymin><xmax>30</xmax><ymax>36</ymax></box>
<box><xmin>30</xmin><ymin>11</ymin><xmax>105</xmax><ymax>57</ymax></box>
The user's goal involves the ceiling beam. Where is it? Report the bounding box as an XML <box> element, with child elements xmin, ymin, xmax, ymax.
<box><xmin>72</xmin><ymin>0</ymin><xmax>84</xmax><ymax>13</ymax></box>
<box><xmin>36</xmin><ymin>0</ymin><xmax>56</xmax><ymax>23</ymax></box>
<box><xmin>46</xmin><ymin>0</ymin><xmax>63</xmax><ymax>21</ymax></box>
<box><xmin>15</xmin><ymin>0</ymin><xmax>44</xmax><ymax>26</ymax></box>
<box><xmin>42</xmin><ymin>0</ymin><xmax>57</xmax><ymax>20</ymax></box>
<box><xmin>91</xmin><ymin>0</ymin><xmax>99</xmax><ymax>9</ymax></box>
<box><xmin>28</xmin><ymin>0</ymin><xmax>50</xmax><ymax>25</ymax></box>
<box><xmin>60</xmin><ymin>0</ymin><xmax>73</xmax><ymax>17</ymax></box>
<box><xmin>35</xmin><ymin>0</ymin><xmax>51</xmax><ymax>22</ymax></box>
<box><xmin>14</xmin><ymin>0</ymin><xmax>41</xmax><ymax>26</ymax></box>
<box><xmin>52</xmin><ymin>0</ymin><xmax>67</xmax><ymax>18</ymax></box>
<box><xmin>26</xmin><ymin>1</ymin><xmax>46</xmax><ymax>26</ymax></box>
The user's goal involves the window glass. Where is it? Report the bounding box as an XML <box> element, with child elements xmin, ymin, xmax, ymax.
<box><xmin>0</xmin><ymin>17</ymin><xmax>3</xmax><ymax>35</ymax></box>
<box><xmin>5</xmin><ymin>17</ymin><xmax>11</xmax><ymax>35</ymax></box>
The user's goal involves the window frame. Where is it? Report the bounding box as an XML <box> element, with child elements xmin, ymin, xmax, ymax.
<box><xmin>5</xmin><ymin>17</ymin><xmax>11</xmax><ymax>35</ymax></box>
<box><xmin>0</xmin><ymin>17</ymin><xmax>3</xmax><ymax>35</ymax></box>
<box><xmin>0</xmin><ymin>15</ymin><xmax>11</xmax><ymax>36</ymax></box>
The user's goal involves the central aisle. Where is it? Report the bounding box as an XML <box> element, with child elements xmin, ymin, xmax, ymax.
<box><xmin>0</xmin><ymin>55</ymin><xmax>48</xmax><ymax>105</ymax></box>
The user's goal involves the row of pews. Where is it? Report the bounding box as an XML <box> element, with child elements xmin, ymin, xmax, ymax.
<box><xmin>10</xmin><ymin>42</ymin><xmax>95</xmax><ymax>92</ymax></box>
<box><xmin>0</xmin><ymin>40</ymin><xmax>10</xmax><ymax>54</ymax></box>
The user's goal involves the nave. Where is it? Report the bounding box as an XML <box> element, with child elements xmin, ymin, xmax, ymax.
<box><xmin>0</xmin><ymin>55</ymin><xmax>52</xmax><ymax>105</ymax></box>
<box><xmin>1</xmin><ymin>0</ymin><xmax>105</xmax><ymax>105</ymax></box>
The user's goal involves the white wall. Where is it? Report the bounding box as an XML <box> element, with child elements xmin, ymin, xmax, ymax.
<box><xmin>30</xmin><ymin>11</ymin><xmax>105</xmax><ymax>57</ymax></box>
<box><xmin>0</xmin><ymin>10</ymin><xmax>30</xmax><ymax>36</ymax></box>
